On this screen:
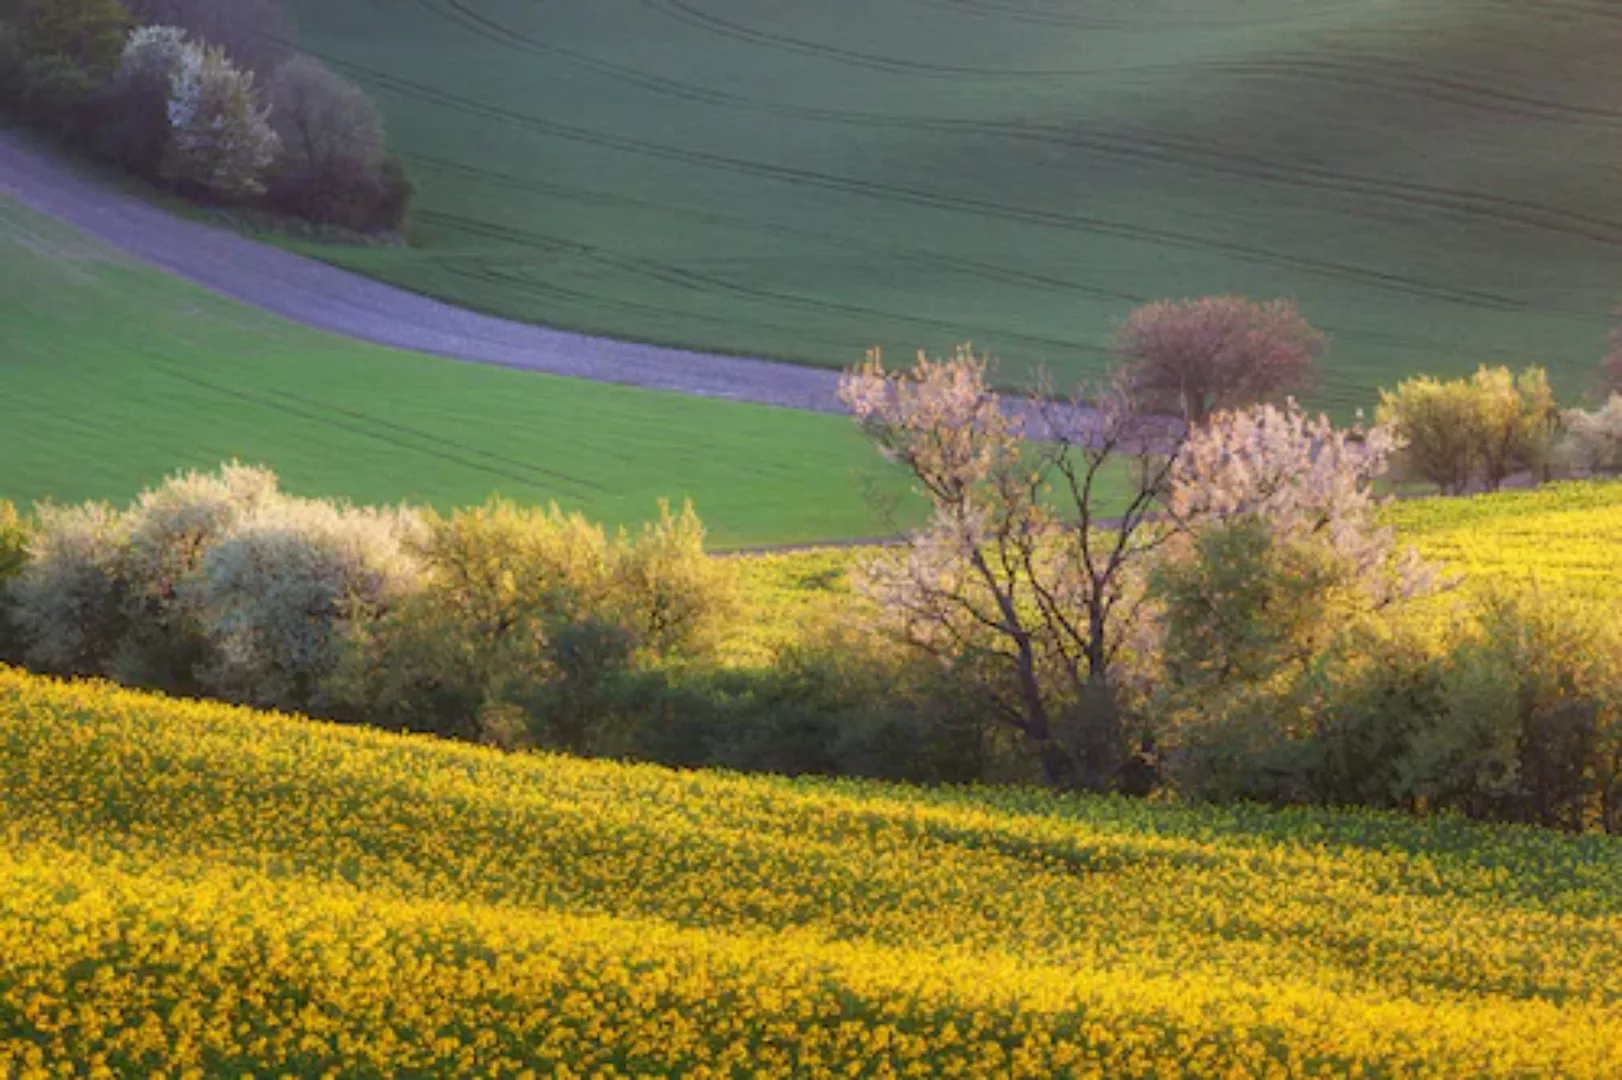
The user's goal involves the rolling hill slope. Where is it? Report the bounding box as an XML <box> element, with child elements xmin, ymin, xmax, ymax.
<box><xmin>0</xmin><ymin>196</ymin><xmax>910</xmax><ymax>547</ymax></box>
<box><xmin>287</xmin><ymin>0</ymin><xmax>1622</xmax><ymax>407</ymax></box>
<box><xmin>1</xmin><ymin>665</ymin><xmax>1618</xmax><ymax>1075</ymax></box>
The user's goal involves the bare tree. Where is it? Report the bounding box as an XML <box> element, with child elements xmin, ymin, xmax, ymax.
<box><xmin>839</xmin><ymin>346</ymin><xmax>1185</xmax><ymax>790</ymax></box>
<box><xmin>1114</xmin><ymin>297</ymin><xmax>1325</xmax><ymax>426</ymax></box>
<box><xmin>268</xmin><ymin>54</ymin><xmax>383</xmax><ymax>183</ymax></box>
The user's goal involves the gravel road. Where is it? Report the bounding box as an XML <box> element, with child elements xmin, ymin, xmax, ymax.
<box><xmin>0</xmin><ymin>131</ymin><xmax>847</xmax><ymax>412</ymax></box>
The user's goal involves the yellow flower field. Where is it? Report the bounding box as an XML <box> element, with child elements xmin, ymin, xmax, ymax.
<box><xmin>1385</xmin><ymin>480</ymin><xmax>1622</xmax><ymax>610</ymax></box>
<box><xmin>1</xmin><ymin>666</ymin><xmax>1618</xmax><ymax>1077</ymax></box>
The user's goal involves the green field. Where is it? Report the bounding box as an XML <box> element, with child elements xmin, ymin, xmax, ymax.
<box><xmin>285</xmin><ymin>0</ymin><xmax>1622</xmax><ymax>408</ymax></box>
<box><xmin>0</xmin><ymin>197</ymin><xmax>913</xmax><ymax>547</ymax></box>
<box><xmin>1</xmin><ymin>665</ymin><xmax>1617</xmax><ymax>1075</ymax></box>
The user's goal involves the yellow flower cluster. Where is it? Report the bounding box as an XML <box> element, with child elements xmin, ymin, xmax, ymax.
<box><xmin>1</xmin><ymin>666</ymin><xmax>1618</xmax><ymax>1077</ymax></box>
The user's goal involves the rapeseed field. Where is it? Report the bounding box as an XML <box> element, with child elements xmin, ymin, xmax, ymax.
<box><xmin>1</xmin><ymin>665</ymin><xmax>1618</xmax><ymax>1077</ymax></box>
<box><xmin>1385</xmin><ymin>480</ymin><xmax>1622</xmax><ymax>610</ymax></box>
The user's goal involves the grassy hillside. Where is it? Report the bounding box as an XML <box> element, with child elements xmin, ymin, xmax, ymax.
<box><xmin>0</xmin><ymin>197</ymin><xmax>912</xmax><ymax>547</ymax></box>
<box><xmin>0</xmin><ymin>665</ymin><xmax>1617</xmax><ymax>1076</ymax></box>
<box><xmin>285</xmin><ymin>0</ymin><xmax>1622</xmax><ymax>407</ymax></box>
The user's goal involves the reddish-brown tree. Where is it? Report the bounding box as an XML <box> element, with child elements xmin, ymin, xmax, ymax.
<box><xmin>1603</xmin><ymin>316</ymin><xmax>1622</xmax><ymax>396</ymax></box>
<box><xmin>1114</xmin><ymin>297</ymin><xmax>1325</xmax><ymax>426</ymax></box>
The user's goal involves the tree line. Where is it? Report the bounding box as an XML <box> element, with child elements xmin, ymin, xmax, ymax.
<box><xmin>2</xmin><ymin>294</ymin><xmax>1620</xmax><ymax>832</ymax></box>
<box><xmin>1</xmin><ymin>0</ymin><xmax>412</xmax><ymax>232</ymax></box>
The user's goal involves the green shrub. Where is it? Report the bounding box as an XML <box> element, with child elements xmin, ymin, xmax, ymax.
<box><xmin>1377</xmin><ymin>366</ymin><xmax>1560</xmax><ymax>493</ymax></box>
<box><xmin>7</xmin><ymin>501</ymin><xmax>130</xmax><ymax>677</ymax></box>
<box><xmin>190</xmin><ymin>497</ymin><xmax>423</xmax><ymax>714</ymax></box>
<box><xmin>331</xmin><ymin>499</ymin><xmax>737</xmax><ymax>746</ymax></box>
<box><xmin>1403</xmin><ymin>594</ymin><xmax>1622</xmax><ymax>832</ymax></box>
<box><xmin>0</xmin><ymin>501</ymin><xmax>33</xmax><ymax>663</ymax></box>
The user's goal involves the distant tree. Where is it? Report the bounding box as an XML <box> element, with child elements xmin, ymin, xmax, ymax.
<box><xmin>0</xmin><ymin>500</ymin><xmax>32</xmax><ymax>663</ymax></box>
<box><xmin>1557</xmin><ymin>395</ymin><xmax>1622</xmax><ymax>476</ymax></box>
<box><xmin>163</xmin><ymin>40</ymin><xmax>279</xmax><ymax>197</ymax></box>
<box><xmin>839</xmin><ymin>346</ymin><xmax>1184</xmax><ymax>791</ymax></box>
<box><xmin>96</xmin><ymin>23</ymin><xmax>187</xmax><ymax>172</ymax></box>
<box><xmin>2</xmin><ymin>0</ymin><xmax>131</xmax><ymax>127</ymax></box>
<box><xmin>10</xmin><ymin>0</ymin><xmax>130</xmax><ymax>76</ymax></box>
<box><xmin>123</xmin><ymin>0</ymin><xmax>289</xmax><ymax>75</ymax></box>
<box><xmin>1604</xmin><ymin>315</ymin><xmax>1622</xmax><ymax>397</ymax></box>
<box><xmin>1377</xmin><ymin>366</ymin><xmax>1558</xmax><ymax>494</ymax></box>
<box><xmin>1114</xmin><ymin>297</ymin><xmax>1325</xmax><ymax>426</ymax></box>
<box><xmin>266</xmin><ymin>54</ymin><xmax>383</xmax><ymax>218</ymax></box>
<box><xmin>1469</xmin><ymin>366</ymin><xmax>1558</xmax><ymax>490</ymax></box>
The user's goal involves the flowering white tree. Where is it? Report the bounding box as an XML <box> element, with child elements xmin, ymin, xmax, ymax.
<box><xmin>119</xmin><ymin>24</ymin><xmax>190</xmax><ymax>84</ymax></box>
<box><xmin>1558</xmin><ymin>395</ymin><xmax>1622</xmax><ymax>475</ymax></box>
<box><xmin>839</xmin><ymin>346</ymin><xmax>1183</xmax><ymax>790</ymax></box>
<box><xmin>164</xmin><ymin>40</ymin><xmax>279</xmax><ymax>197</ymax></box>
<box><xmin>1153</xmin><ymin>402</ymin><xmax>1441</xmax><ymax>695</ymax></box>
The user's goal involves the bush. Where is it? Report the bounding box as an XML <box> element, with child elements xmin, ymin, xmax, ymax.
<box><xmin>162</xmin><ymin>40</ymin><xmax>278</xmax><ymax>198</ymax></box>
<box><xmin>1377</xmin><ymin>366</ymin><xmax>1559</xmax><ymax>493</ymax></box>
<box><xmin>331</xmin><ymin>499</ymin><xmax>736</xmax><ymax>746</ymax></box>
<box><xmin>1556</xmin><ymin>395</ymin><xmax>1622</xmax><ymax>476</ymax></box>
<box><xmin>1162</xmin><ymin>594</ymin><xmax>1622</xmax><ymax>834</ymax></box>
<box><xmin>1163</xmin><ymin>618</ymin><xmax>1448</xmax><ymax>808</ymax></box>
<box><xmin>113</xmin><ymin>463</ymin><xmax>279</xmax><ymax>691</ymax></box>
<box><xmin>190</xmin><ymin>498</ymin><xmax>422</xmax><ymax>714</ymax></box>
<box><xmin>266</xmin><ymin>56</ymin><xmax>378</xmax><ymax>183</ymax></box>
<box><xmin>1403</xmin><ymin>594</ymin><xmax>1622</xmax><ymax>833</ymax></box>
<box><xmin>0</xmin><ymin>501</ymin><xmax>32</xmax><ymax>663</ymax></box>
<box><xmin>91</xmin><ymin>23</ymin><xmax>184</xmax><ymax>173</ymax></box>
<box><xmin>7</xmin><ymin>501</ymin><xmax>130</xmax><ymax>677</ymax></box>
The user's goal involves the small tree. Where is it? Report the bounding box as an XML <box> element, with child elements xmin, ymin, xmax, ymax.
<box><xmin>1472</xmin><ymin>366</ymin><xmax>1558</xmax><ymax>490</ymax></box>
<box><xmin>1153</xmin><ymin>403</ymin><xmax>1438</xmax><ymax>697</ymax></box>
<box><xmin>189</xmin><ymin>497</ymin><xmax>422</xmax><ymax>714</ymax></box>
<box><xmin>839</xmin><ymin>346</ymin><xmax>1183</xmax><ymax>790</ymax></box>
<box><xmin>163</xmin><ymin>40</ymin><xmax>279</xmax><ymax>197</ymax></box>
<box><xmin>1604</xmin><ymin>316</ymin><xmax>1622</xmax><ymax>398</ymax></box>
<box><xmin>98</xmin><ymin>23</ymin><xmax>187</xmax><ymax>172</ymax></box>
<box><xmin>1114</xmin><ymin>297</ymin><xmax>1325</xmax><ymax>426</ymax></box>
<box><xmin>1557</xmin><ymin>395</ymin><xmax>1622</xmax><ymax>475</ymax></box>
<box><xmin>1149</xmin><ymin>403</ymin><xmax>1445</xmax><ymax>806</ymax></box>
<box><xmin>0</xmin><ymin>501</ymin><xmax>32</xmax><ymax>662</ymax></box>
<box><xmin>268</xmin><ymin>54</ymin><xmax>382</xmax><ymax>183</ymax></box>
<box><xmin>1377</xmin><ymin>366</ymin><xmax>1559</xmax><ymax>494</ymax></box>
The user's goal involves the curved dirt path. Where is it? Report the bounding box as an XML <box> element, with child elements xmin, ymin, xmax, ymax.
<box><xmin>0</xmin><ymin>131</ymin><xmax>846</xmax><ymax>412</ymax></box>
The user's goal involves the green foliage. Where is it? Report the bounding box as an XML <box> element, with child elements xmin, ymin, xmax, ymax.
<box><xmin>1377</xmin><ymin>366</ymin><xmax>1560</xmax><ymax>493</ymax></box>
<box><xmin>0</xmin><ymin>502</ymin><xmax>32</xmax><ymax>663</ymax></box>
<box><xmin>1403</xmin><ymin>594</ymin><xmax>1622</xmax><ymax>833</ymax></box>
<box><xmin>1164</xmin><ymin>594</ymin><xmax>1622</xmax><ymax>833</ymax></box>
<box><xmin>11</xmin><ymin>0</ymin><xmax>130</xmax><ymax>77</ymax></box>
<box><xmin>328</xmin><ymin>498</ymin><xmax>737</xmax><ymax>748</ymax></box>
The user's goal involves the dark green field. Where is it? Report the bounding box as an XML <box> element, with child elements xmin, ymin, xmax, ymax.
<box><xmin>286</xmin><ymin>0</ymin><xmax>1622</xmax><ymax>408</ymax></box>
<box><xmin>0</xmin><ymin>198</ymin><xmax>912</xmax><ymax>547</ymax></box>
